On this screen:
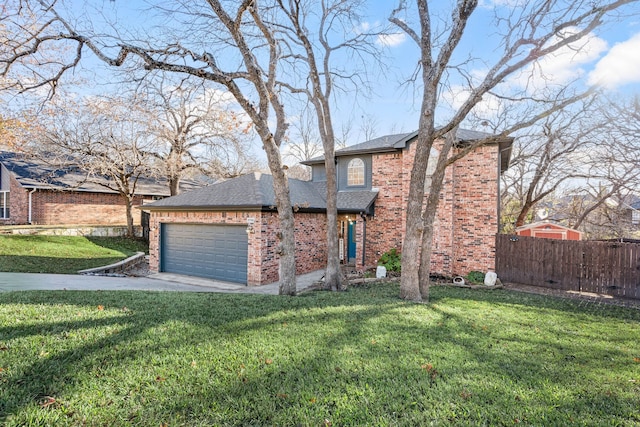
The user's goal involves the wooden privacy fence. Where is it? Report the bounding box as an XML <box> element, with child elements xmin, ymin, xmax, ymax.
<box><xmin>495</xmin><ymin>234</ymin><xmax>640</xmax><ymax>300</ymax></box>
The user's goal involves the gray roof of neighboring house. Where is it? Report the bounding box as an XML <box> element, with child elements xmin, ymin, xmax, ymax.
<box><xmin>143</xmin><ymin>172</ymin><xmax>378</xmax><ymax>214</ymax></box>
<box><xmin>303</xmin><ymin>128</ymin><xmax>514</xmax><ymax>171</ymax></box>
<box><xmin>0</xmin><ymin>151</ymin><xmax>201</xmax><ymax>196</ymax></box>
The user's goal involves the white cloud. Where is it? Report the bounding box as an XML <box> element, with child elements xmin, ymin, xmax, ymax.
<box><xmin>588</xmin><ymin>32</ymin><xmax>640</xmax><ymax>89</ymax></box>
<box><xmin>479</xmin><ymin>0</ymin><xmax>527</xmax><ymax>8</ymax></box>
<box><xmin>357</xmin><ymin>21</ymin><xmax>371</xmax><ymax>32</ymax></box>
<box><xmin>510</xmin><ymin>29</ymin><xmax>608</xmax><ymax>92</ymax></box>
<box><xmin>440</xmin><ymin>83</ymin><xmax>504</xmax><ymax>123</ymax></box>
<box><xmin>377</xmin><ymin>32</ymin><xmax>406</xmax><ymax>47</ymax></box>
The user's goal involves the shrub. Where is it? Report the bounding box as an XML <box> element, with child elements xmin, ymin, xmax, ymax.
<box><xmin>378</xmin><ymin>248</ymin><xmax>401</xmax><ymax>272</ymax></box>
<box><xmin>466</xmin><ymin>270</ymin><xmax>485</xmax><ymax>284</ymax></box>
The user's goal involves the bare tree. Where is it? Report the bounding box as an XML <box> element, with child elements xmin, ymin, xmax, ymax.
<box><xmin>358</xmin><ymin>112</ymin><xmax>379</xmax><ymax>142</ymax></box>
<box><xmin>274</xmin><ymin>0</ymin><xmax>384</xmax><ymax>291</ymax></box>
<box><xmin>0</xmin><ymin>0</ymin><xmax>383</xmax><ymax>294</ymax></box>
<box><xmin>565</xmin><ymin>97</ymin><xmax>640</xmax><ymax>232</ymax></box>
<box><xmin>139</xmin><ymin>76</ymin><xmax>257</xmax><ymax>195</ymax></box>
<box><xmin>501</xmin><ymin>97</ymin><xmax>600</xmax><ymax>228</ymax></box>
<box><xmin>284</xmin><ymin>108</ymin><xmax>323</xmax><ymax>165</ymax></box>
<box><xmin>28</xmin><ymin>96</ymin><xmax>155</xmax><ymax>236</ymax></box>
<box><xmin>500</xmin><ymin>95</ymin><xmax>640</xmax><ymax>236</ymax></box>
<box><xmin>390</xmin><ymin>0</ymin><xmax>637</xmax><ymax>301</ymax></box>
<box><xmin>0</xmin><ymin>1</ymin><xmax>300</xmax><ymax>294</ymax></box>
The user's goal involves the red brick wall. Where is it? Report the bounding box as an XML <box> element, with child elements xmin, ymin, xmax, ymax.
<box><xmin>148</xmin><ymin>210</ymin><xmax>327</xmax><ymax>286</ymax></box>
<box><xmin>450</xmin><ymin>144</ymin><xmax>499</xmax><ymax>274</ymax></box>
<box><xmin>366</xmin><ymin>152</ymin><xmax>404</xmax><ymax>263</ymax></box>
<box><xmin>4</xmin><ymin>182</ymin><xmax>145</xmax><ymax>226</ymax></box>
<box><xmin>255</xmin><ymin>212</ymin><xmax>327</xmax><ymax>285</ymax></box>
<box><xmin>361</xmin><ymin>140</ymin><xmax>500</xmax><ymax>277</ymax></box>
<box><xmin>5</xmin><ymin>174</ymin><xmax>29</xmax><ymax>225</ymax></box>
<box><xmin>30</xmin><ymin>190</ymin><xmax>144</xmax><ymax>226</ymax></box>
<box><xmin>431</xmin><ymin>150</ymin><xmax>456</xmax><ymax>275</ymax></box>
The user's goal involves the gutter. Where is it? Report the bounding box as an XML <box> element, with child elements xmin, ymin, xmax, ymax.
<box><xmin>497</xmin><ymin>145</ymin><xmax>513</xmax><ymax>234</ymax></box>
<box><xmin>360</xmin><ymin>212</ymin><xmax>367</xmax><ymax>266</ymax></box>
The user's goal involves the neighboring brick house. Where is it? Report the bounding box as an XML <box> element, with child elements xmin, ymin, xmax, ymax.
<box><xmin>142</xmin><ymin>129</ymin><xmax>513</xmax><ymax>286</ymax></box>
<box><xmin>0</xmin><ymin>151</ymin><xmax>196</xmax><ymax>227</ymax></box>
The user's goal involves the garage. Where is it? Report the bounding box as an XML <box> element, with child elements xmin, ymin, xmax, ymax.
<box><xmin>160</xmin><ymin>223</ymin><xmax>248</xmax><ymax>284</ymax></box>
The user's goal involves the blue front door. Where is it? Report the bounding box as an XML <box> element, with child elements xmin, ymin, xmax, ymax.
<box><xmin>347</xmin><ymin>221</ymin><xmax>356</xmax><ymax>263</ymax></box>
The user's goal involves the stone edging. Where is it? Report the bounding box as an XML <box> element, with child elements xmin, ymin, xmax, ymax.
<box><xmin>78</xmin><ymin>252</ymin><xmax>147</xmax><ymax>276</ymax></box>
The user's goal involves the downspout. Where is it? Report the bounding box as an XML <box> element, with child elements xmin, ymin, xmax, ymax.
<box><xmin>497</xmin><ymin>149</ymin><xmax>502</xmax><ymax>233</ymax></box>
<box><xmin>360</xmin><ymin>212</ymin><xmax>367</xmax><ymax>267</ymax></box>
<box><xmin>497</xmin><ymin>145</ymin><xmax>511</xmax><ymax>234</ymax></box>
<box><xmin>28</xmin><ymin>188</ymin><xmax>37</xmax><ymax>224</ymax></box>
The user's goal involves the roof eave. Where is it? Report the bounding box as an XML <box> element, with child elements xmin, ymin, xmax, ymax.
<box><xmin>139</xmin><ymin>205</ymin><xmax>266</xmax><ymax>212</ymax></box>
<box><xmin>301</xmin><ymin>147</ymin><xmax>399</xmax><ymax>165</ymax></box>
<box><xmin>16</xmin><ymin>181</ymin><xmax>171</xmax><ymax>197</ymax></box>
<box><xmin>338</xmin><ymin>207</ymin><xmax>371</xmax><ymax>214</ymax></box>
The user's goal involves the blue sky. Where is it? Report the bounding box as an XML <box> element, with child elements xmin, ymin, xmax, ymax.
<box><xmin>359</xmin><ymin>1</ymin><xmax>640</xmax><ymax>137</ymax></box>
<box><xmin>17</xmin><ymin>0</ymin><xmax>640</xmax><ymax>149</ymax></box>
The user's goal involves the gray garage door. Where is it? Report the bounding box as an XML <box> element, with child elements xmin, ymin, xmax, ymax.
<box><xmin>160</xmin><ymin>223</ymin><xmax>248</xmax><ymax>284</ymax></box>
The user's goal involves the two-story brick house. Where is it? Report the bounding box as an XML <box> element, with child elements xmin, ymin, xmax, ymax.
<box><xmin>142</xmin><ymin>129</ymin><xmax>513</xmax><ymax>286</ymax></box>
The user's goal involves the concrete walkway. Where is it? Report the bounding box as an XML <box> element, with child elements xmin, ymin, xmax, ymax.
<box><xmin>0</xmin><ymin>270</ymin><xmax>325</xmax><ymax>295</ymax></box>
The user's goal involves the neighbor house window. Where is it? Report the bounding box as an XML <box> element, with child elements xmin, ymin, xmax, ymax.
<box><xmin>632</xmin><ymin>210</ymin><xmax>640</xmax><ymax>226</ymax></box>
<box><xmin>347</xmin><ymin>158</ymin><xmax>365</xmax><ymax>186</ymax></box>
<box><xmin>0</xmin><ymin>191</ymin><xmax>9</xmax><ymax>219</ymax></box>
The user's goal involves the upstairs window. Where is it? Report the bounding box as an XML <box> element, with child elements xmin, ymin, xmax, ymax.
<box><xmin>347</xmin><ymin>158</ymin><xmax>365</xmax><ymax>186</ymax></box>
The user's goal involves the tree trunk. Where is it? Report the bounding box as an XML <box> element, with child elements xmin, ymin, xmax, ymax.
<box><xmin>262</xmin><ymin>136</ymin><xmax>297</xmax><ymax>296</ymax></box>
<box><xmin>418</xmin><ymin>132</ymin><xmax>455</xmax><ymax>300</ymax></box>
<box><xmin>399</xmin><ymin>130</ymin><xmax>434</xmax><ymax>302</ymax></box>
<box><xmin>515</xmin><ymin>203</ymin><xmax>532</xmax><ymax>227</ymax></box>
<box><xmin>169</xmin><ymin>176</ymin><xmax>180</xmax><ymax>196</ymax></box>
<box><xmin>323</xmin><ymin>152</ymin><xmax>343</xmax><ymax>291</ymax></box>
<box><xmin>124</xmin><ymin>196</ymin><xmax>135</xmax><ymax>238</ymax></box>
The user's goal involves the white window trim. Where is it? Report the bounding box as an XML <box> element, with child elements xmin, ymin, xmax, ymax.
<box><xmin>347</xmin><ymin>158</ymin><xmax>365</xmax><ymax>187</ymax></box>
<box><xmin>0</xmin><ymin>190</ymin><xmax>8</xmax><ymax>220</ymax></box>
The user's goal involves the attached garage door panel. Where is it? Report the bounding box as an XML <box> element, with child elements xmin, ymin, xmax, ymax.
<box><xmin>161</xmin><ymin>224</ymin><xmax>248</xmax><ymax>284</ymax></box>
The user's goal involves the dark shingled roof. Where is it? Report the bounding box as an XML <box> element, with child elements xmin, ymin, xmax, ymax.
<box><xmin>0</xmin><ymin>151</ymin><xmax>201</xmax><ymax>196</ymax></box>
<box><xmin>311</xmin><ymin>181</ymin><xmax>378</xmax><ymax>213</ymax></box>
<box><xmin>303</xmin><ymin>128</ymin><xmax>514</xmax><ymax>171</ymax></box>
<box><xmin>143</xmin><ymin>172</ymin><xmax>378</xmax><ymax>214</ymax></box>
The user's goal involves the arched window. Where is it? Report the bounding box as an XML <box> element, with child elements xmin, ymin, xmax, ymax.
<box><xmin>347</xmin><ymin>158</ymin><xmax>365</xmax><ymax>186</ymax></box>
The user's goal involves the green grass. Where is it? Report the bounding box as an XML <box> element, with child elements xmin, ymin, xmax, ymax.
<box><xmin>0</xmin><ymin>236</ymin><xmax>149</xmax><ymax>273</ymax></box>
<box><xmin>1</xmin><ymin>283</ymin><xmax>639</xmax><ymax>426</ymax></box>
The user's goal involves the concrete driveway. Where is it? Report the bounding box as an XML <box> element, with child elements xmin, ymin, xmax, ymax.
<box><xmin>0</xmin><ymin>270</ymin><xmax>324</xmax><ymax>294</ymax></box>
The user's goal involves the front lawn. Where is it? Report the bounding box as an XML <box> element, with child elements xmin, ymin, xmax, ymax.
<box><xmin>0</xmin><ymin>235</ymin><xmax>148</xmax><ymax>273</ymax></box>
<box><xmin>1</xmin><ymin>283</ymin><xmax>639</xmax><ymax>426</ymax></box>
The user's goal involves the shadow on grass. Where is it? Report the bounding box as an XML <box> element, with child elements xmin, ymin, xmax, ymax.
<box><xmin>0</xmin><ymin>255</ymin><xmax>125</xmax><ymax>274</ymax></box>
<box><xmin>1</xmin><ymin>284</ymin><xmax>639</xmax><ymax>424</ymax></box>
<box><xmin>430</xmin><ymin>284</ymin><xmax>640</xmax><ymax>322</ymax></box>
<box><xmin>85</xmin><ymin>236</ymin><xmax>148</xmax><ymax>254</ymax></box>
<box><xmin>0</xmin><ymin>235</ymin><xmax>147</xmax><ymax>274</ymax></box>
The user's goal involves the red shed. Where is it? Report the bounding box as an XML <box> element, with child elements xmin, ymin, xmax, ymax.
<box><xmin>515</xmin><ymin>221</ymin><xmax>582</xmax><ymax>241</ymax></box>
